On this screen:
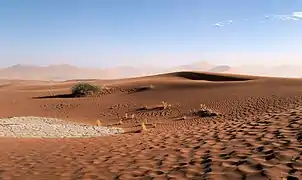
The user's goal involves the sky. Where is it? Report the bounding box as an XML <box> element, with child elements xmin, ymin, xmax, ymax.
<box><xmin>0</xmin><ymin>0</ymin><xmax>302</xmax><ymax>68</ymax></box>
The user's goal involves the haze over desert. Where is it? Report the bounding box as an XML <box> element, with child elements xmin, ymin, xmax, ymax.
<box><xmin>0</xmin><ymin>62</ymin><xmax>301</xmax><ymax>81</ymax></box>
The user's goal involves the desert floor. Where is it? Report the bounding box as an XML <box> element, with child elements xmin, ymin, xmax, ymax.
<box><xmin>0</xmin><ymin>72</ymin><xmax>301</xmax><ymax>180</ymax></box>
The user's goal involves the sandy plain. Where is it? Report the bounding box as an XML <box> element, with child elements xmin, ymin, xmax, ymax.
<box><xmin>0</xmin><ymin>71</ymin><xmax>301</xmax><ymax>180</ymax></box>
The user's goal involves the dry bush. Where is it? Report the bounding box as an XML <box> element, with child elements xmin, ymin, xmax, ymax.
<box><xmin>193</xmin><ymin>104</ymin><xmax>218</xmax><ymax>117</ymax></box>
<box><xmin>161</xmin><ymin>101</ymin><xmax>168</xmax><ymax>109</ymax></box>
<box><xmin>161</xmin><ymin>101</ymin><xmax>171</xmax><ymax>109</ymax></box>
<box><xmin>141</xmin><ymin>121</ymin><xmax>147</xmax><ymax>131</ymax></box>
<box><xmin>71</xmin><ymin>83</ymin><xmax>102</xmax><ymax>97</ymax></box>
<box><xmin>96</xmin><ymin>119</ymin><xmax>102</xmax><ymax>126</ymax></box>
<box><xmin>148</xmin><ymin>84</ymin><xmax>154</xmax><ymax>89</ymax></box>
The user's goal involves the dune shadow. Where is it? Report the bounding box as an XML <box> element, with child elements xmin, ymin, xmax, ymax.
<box><xmin>0</xmin><ymin>84</ymin><xmax>11</xmax><ymax>89</ymax></box>
<box><xmin>174</xmin><ymin>72</ymin><xmax>253</xmax><ymax>81</ymax></box>
<box><xmin>136</xmin><ymin>106</ymin><xmax>165</xmax><ymax>111</ymax></box>
<box><xmin>33</xmin><ymin>94</ymin><xmax>76</xmax><ymax>99</ymax></box>
<box><xmin>128</xmin><ymin>85</ymin><xmax>154</xmax><ymax>94</ymax></box>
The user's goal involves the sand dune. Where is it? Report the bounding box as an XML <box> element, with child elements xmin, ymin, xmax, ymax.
<box><xmin>0</xmin><ymin>71</ymin><xmax>301</xmax><ymax>179</ymax></box>
<box><xmin>1</xmin><ymin>62</ymin><xmax>301</xmax><ymax>81</ymax></box>
<box><xmin>168</xmin><ymin>71</ymin><xmax>256</xmax><ymax>81</ymax></box>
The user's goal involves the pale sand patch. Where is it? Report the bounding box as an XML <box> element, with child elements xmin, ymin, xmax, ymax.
<box><xmin>0</xmin><ymin>116</ymin><xmax>123</xmax><ymax>138</ymax></box>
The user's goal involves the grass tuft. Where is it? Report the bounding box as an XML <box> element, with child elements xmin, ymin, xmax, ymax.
<box><xmin>141</xmin><ymin>121</ymin><xmax>147</xmax><ymax>131</ymax></box>
<box><xmin>96</xmin><ymin>119</ymin><xmax>102</xmax><ymax>126</ymax></box>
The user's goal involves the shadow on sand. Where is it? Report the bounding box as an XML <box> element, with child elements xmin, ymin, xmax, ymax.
<box><xmin>33</xmin><ymin>94</ymin><xmax>76</xmax><ymax>99</ymax></box>
<box><xmin>174</xmin><ymin>72</ymin><xmax>253</xmax><ymax>81</ymax></box>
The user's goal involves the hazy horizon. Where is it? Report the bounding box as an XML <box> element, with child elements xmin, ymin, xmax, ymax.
<box><xmin>1</xmin><ymin>0</ymin><xmax>301</xmax><ymax>68</ymax></box>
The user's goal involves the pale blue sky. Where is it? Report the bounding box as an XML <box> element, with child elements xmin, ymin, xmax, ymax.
<box><xmin>0</xmin><ymin>0</ymin><xmax>301</xmax><ymax>68</ymax></box>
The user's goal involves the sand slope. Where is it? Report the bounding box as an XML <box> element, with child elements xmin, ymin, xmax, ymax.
<box><xmin>1</xmin><ymin>63</ymin><xmax>301</xmax><ymax>80</ymax></box>
<box><xmin>0</xmin><ymin>71</ymin><xmax>301</xmax><ymax>179</ymax></box>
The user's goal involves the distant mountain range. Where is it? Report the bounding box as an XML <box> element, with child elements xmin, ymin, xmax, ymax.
<box><xmin>0</xmin><ymin>62</ymin><xmax>301</xmax><ymax>80</ymax></box>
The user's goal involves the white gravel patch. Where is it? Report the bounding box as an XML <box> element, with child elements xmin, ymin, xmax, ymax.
<box><xmin>0</xmin><ymin>116</ymin><xmax>124</xmax><ymax>138</ymax></box>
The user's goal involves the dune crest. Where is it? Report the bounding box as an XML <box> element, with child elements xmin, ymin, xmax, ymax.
<box><xmin>1</xmin><ymin>62</ymin><xmax>302</xmax><ymax>81</ymax></box>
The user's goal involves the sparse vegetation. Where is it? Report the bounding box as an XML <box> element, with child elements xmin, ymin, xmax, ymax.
<box><xmin>161</xmin><ymin>101</ymin><xmax>168</xmax><ymax>109</ymax></box>
<box><xmin>148</xmin><ymin>84</ymin><xmax>154</xmax><ymax>89</ymax></box>
<box><xmin>160</xmin><ymin>101</ymin><xmax>171</xmax><ymax>109</ymax></box>
<box><xmin>71</xmin><ymin>83</ymin><xmax>102</xmax><ymax>97</ymax></box>
<box><xmin>141</xmin><ymin>121</ymin><xmax>147</xmax><ymax>131</ymax></box>
<box><xmin>192</xmin><ymin>104</ymin><xmax>218</xmax><ymax>117</ymax></box>
<box><xmin>131</xmin><ymin>114</ymin><xmax>135</xmax><ymax>119</ymax></box>
<box><xmin>96</xmin><ymin>119</ymin><xmax>102</xmax><ymax>126</ymax></box>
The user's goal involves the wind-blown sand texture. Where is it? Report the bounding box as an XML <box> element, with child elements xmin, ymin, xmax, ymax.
<box><xmin>0</xmin><ymin>71</ymin><xmax>301</xmax><ymax>180</ymax></box>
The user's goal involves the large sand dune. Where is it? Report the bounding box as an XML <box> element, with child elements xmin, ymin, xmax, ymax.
<box><xmin>1</xmin><ymin>62</ymin><xmax>301</xmax><ymax>81</ymax></box>
<box><xmin>0</xmin><ymin>71</ymin><xmax>301</xmax><ymax>179</ymax></box>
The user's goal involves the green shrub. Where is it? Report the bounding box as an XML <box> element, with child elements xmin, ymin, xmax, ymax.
<box><xmin>71</xmin><ymin>83</ymin><xmax>102</xmax><ymax>97</ymax></box>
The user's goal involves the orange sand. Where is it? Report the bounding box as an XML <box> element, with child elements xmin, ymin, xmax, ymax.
<box><xmin>0</xmin><ymin>71</ymin><xmax>301</xmax><ymax>179</ymax></box>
